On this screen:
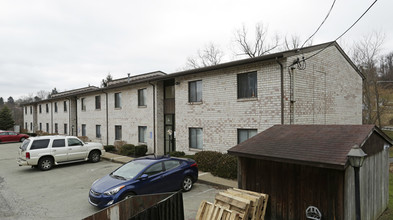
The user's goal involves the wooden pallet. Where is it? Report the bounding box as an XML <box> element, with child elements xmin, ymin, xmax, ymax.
<box><xmin>196</xmin><ymin>200</ymin><xmax>241</xmax><ymax>220</ymax></box>
<box><xmin>226</xmin><ymin>188</ymin><xmax>269</xmax><ymax>220</ymax></box>
<box><xmin>215</xmin><ymin>191</ymin><xmax>251</xmax><ymax>220</ymax></box>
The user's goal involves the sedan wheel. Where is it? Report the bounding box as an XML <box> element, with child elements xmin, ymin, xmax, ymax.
<box><xmin>182</xmin><ymin>176</ymin><xmax>193</xmax><ymax>192</ymax></box>
<box><xmin>39</xmin><ymin>157</ymin><xmax>53</xmax><ymax>171</ymax></box>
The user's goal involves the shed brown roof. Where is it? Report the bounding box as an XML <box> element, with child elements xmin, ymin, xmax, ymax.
<box><xmin>228</xmin><ymin>125</ymin><xmax>391</xmax><ymax>170</ymax></box>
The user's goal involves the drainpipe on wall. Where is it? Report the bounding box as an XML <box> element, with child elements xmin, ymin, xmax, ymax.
<box><xmin>67</xmin><ymin>97</ymin><xmax>72</xmax><ymax>135</ymax></box>
<box><xmin>103</xmin><ymin>91</ymin><xmax>109</xmax><ymax>146</ymax></box>
<box><xmin>288</xmin><ymin>67</ymin><xmax>296</xmax><ymax>124</ymax></box>
<box><xmin>75</xmin><ymin>96</ymin><xmax>78</xmax><ymax>136</ymax></box>
<box><xmin>148</xmin><ymin>81</ymin><xmax>156</xmax><ymax>156</ymax></box>
<box><xmin>50</xmin><ymin>101</ymin><xmax>53</xmax><ymax>133</ymax></box>
<box><xmin>276</xmin><ymin>58</ymin><xmax>284</xmax><ymax>125</ymax></box>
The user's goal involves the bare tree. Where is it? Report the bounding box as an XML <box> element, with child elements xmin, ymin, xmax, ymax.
<box><xmin>36</xmin><ymin>90</ymin><xmax>50</xmax><ymax>100</ymax></box>
<box><xmin>351</xmin><ymin>31</ymin><xmax>386</xmax><ymax>127</ymax></box>
<box><xmin>234</xmin><ymin>22</ymin><xmax>280</xmax><ymax>58</ymax></box>
<box><xmin>184</xmin><ymin>43</ymin><xmax>224</xmax><ymax>70</ymax></box>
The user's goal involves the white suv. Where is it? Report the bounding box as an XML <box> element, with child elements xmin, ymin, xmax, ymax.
<box><xmin>17</xmin><ymin>136</ymin><xmax>105</xmax><ymax>171</ymax></box>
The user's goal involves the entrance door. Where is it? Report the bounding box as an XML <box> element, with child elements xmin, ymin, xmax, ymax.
<box><xmin>164</xmin><ymin>114</ymin><xmax>175</xmax><ymax>154</ymax></box>
<box><xmin>164</xmin><ymin>80</ymin><xmax>175</xmax><ymax>154</ymax></box>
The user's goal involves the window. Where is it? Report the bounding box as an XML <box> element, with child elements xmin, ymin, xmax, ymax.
<box><xmin>237</xmin><ymin>71</ymin><xmax>257</xmax><ymax>99</ymax></box>
<box><xmin>52</xmin><ymin>139</ymin><xmax>66</xmax><ymax>148</ymax></box>
<box><xmin>55</xmin><ymin>123</ymin><xmax>58</xmax><ymax>133</ymax></box>
<box><xmin>64</xmin><ymin>101</ymin><xmax>67</xmax><ymax>112</ymax></box>
<box><xmin>82</xmin><ymin>124</ymin><xmax>86</xmax><ymax>136</ymax></box>
<box><xmin>238</xmin><ymin>129</ymin><xmax>257</xmax><ymax>144</ymax></box>
<box><xmin>30</xmin><ymin>123</ymin><xmax>32</xmax><ymax>131</ymax></box>
<box><xmin>115</xmin><ymin>125</ymin><xmax>122</xmax><ymax>140</ymax></box>
<box><xmin>25</xmin><ymin>122</ymin><xmax>27</xmax><ymax>130</ymax></box>
<box><xmin>81</xmin><ymin>98</ymin><xmax>86</xmax><ymax>111</ymax></box>
<box><xmin>189</xmin><ymin>128</ymin><xmax>203</xmax><ymax>149</ymax></box>
<box><xmin>54</xmin><ymin>102</ymin><xmax>58</xmax><ymax>113</ymax></box>
<box><xmin>138</xmin><ymin>89</ymin><xmax>147</xmax><ymax>106</ymax></box>
<box><xmin>68</xmin><ymin>138</ymin><xmax>83</xmax><ymax>146</ymax></box>
<box><xmin>164</xmin><ymin>160</ymin><xmax>181</xmax><ymax>171</ymax></box>
<box><xmin>30</xmin><ymin>139</ymin><xmax>50</xmax><ymax>150</ymax></box>
<box><xmin>95</xmin><ymin>95</ymin><xmax>101</xmax><ymax>110</ymax></box>
<box><xmin>138</xmin><ymin>126</ymin><xmax>147</xmax><ymax>143</ymax></box>
<box><xmin>30</xmin><ymin>106</ymin><xmax>32</xmax><ymax>114</ymax></box>
<box><xmin>46</xmin><ymin>104</ymin><xmax>49</xmax><ymax>113</ymax></box>
<box><xmin>25</xmin><ymin>107</ymin><xmax>27</xmax><ymax>114</ymax></box>
<box><xmin>144</xmin><ymin>162</ymin><xmax>164</xmax><ymax>176</ymax></box>
<box><xmin>96</xmin><ymin>125</ymin><xmax>101</xmax><ymax>138</ymax></box>
<box><xmin>189</xmin><ymin>80</ymin><xmax>202</xmax><ymax>102</ymax></box>
<box><xmin>39</xmin><ymin>105</ymin><xmax>42</xmax><ymax>113</ymax></box>
<box><xmin>64</xmin><ymin>124</ymin><xmax>68</xmax><ymax>134</ymax></box>
<box><xmin>39</xmin><ymin>123</ymin><xmax>42</xmax><ymax>131</ymax></box>
<box><xmin>115</xmin><ymin>93</ymin><xmax>121</xmax><ymax>108</ymax></box>
<box><xmin>46</xmin><ymin>123</ymin><xmax>49</xmax><ymax>133</ymax></box>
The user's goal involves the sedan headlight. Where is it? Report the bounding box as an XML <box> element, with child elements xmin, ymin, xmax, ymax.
<box><xmin>104</xmin><ymin>185</ymin><xmax>125</xmax><ymax>195</ymax></box>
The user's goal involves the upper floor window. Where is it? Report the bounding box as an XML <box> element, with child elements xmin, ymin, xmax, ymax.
<box><xmin>138</xmin><ymin>89</ymin><xmax>147</xmax><ymax>107</ymax></box>
<box><xmin>189</xmin><ymin>80</ymin><xmax>202</xmax><ymax>102</ymax></box>
<box><xmin>54</xmin><ymin>102</ymin><xmax>58</xmax><ymax>113</ymax></box>
<box><xmin>30</xmin><ymin>106</ymin><xmax>32</xmax><ymax>114</ymax></box>
<box><xmin>64</xmin><ymin>101</ymin><xmax>67</xmax><ymax>112</ymax></box>
<box><xmin>39</xmin><ymin>105</ymin><xmax>42</xmax><ymax>113</ymax></box>
<box><xmin>238</xmin><ymin>129</ymin><xmax>257</xmax><ymax>144</ymax></box>
<box><xmin>25</xmin><ymin>107</ymin><xmax>27</xmax><ymax>114</ymax></box>
<box><xmin>95</xmin><ymin>95</ymin><xmax>101</xmax><ymax>110</ymax></box>
<box><xmin>237</xmin><ymin>71</ymin><xmax>257</xmax><ymax>99</ymax></box>
<box><xmin>46</xmin><ymin>104</ymin><xmax>49</xmax><ymax>113</ymax></box>
<box><xmin>115</xmin><ymin>93</ymin><xmax>121</xmax><ymax>108</ymax></box>
<box><xmin>81</xmin><ymin>98</ymin><xmax>86</xmax><ymax>111</ymax></box>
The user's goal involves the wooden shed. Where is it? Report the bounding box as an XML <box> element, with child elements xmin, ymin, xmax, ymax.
<box><xmin>228</xmin><ymin>125</ymin><xmax>392</xmax><ymax>220</ymax></box>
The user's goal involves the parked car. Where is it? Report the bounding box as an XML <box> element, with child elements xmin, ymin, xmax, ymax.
<box><xmin>0</xmin><ymin>131</ymin><xmax>29</xmax><ymax>143</ymax></box>
<box><xmin>88</xmin><ymin>155</ymin><xmax>198</xmax><ymax>208</ymax></box>
<box><xmin>17</xmin><ymin>135</ymin><xmax>105</xmax><ymax>171</ymax></box>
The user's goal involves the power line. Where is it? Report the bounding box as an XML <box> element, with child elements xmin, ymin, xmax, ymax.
<box><xmin>300</xmin><ymin>0</ymin><xmax>337</xmax><ymax>49</ymax></box>
<box><xmin>294</xmin><ymin>0</ymin><xmax>379</xmax><ymax>68</ymax></box>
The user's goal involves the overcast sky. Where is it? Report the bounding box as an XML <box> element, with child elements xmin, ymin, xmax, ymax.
<box><xmin>1</xmin><ymin>0</ymin><xmax>392</xmax><ymax>101</ymax></box>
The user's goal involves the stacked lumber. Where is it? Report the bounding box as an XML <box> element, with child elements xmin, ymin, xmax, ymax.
<box><xmin>196</xmin><ymin>200</ymin><xmax>241</xmax><ymax>220</ymax></box>
<box><xmin>195</xmin><ymin>188</ymin><xmax>269</xmax><ymax>220</ymax></box>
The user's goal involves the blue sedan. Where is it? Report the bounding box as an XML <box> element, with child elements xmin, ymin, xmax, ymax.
<box><xmin>88</xmin><ymin>155</ymin><xmax>198</xmax><ymax>208</ymax></box>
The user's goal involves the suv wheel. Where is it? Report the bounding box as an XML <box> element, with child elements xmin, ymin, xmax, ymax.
<box><xmin>89</xmin><ymin>151</ymin><xmax>100</xmax><ymax>163</ymax></box>
<box><xmin>38</xmin><ymin>157</ymin><xmax>53</xmax><ymax>171</ymax></box>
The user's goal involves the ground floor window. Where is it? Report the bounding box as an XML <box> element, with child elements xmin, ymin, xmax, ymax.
<box><xmin>115</xmin><ymin>125</ymin><xmax>122</xmax><ymax>140</ymax></box>
<box><xmin>237</xmin><ymin>129</ymin><xmax>257</xmax><ymax>144</ymax></box>
<box><xmin>189</xmin><ymin>128</ymin><xmax>203</xmax><ymax>149</ymax></box>
<box><xmin>96</xmin><ymin>125</ymin><xmax>101</xmax><ymax>138</ymax></box>
<box><xmin>82</xmin><ymin>124</ymin><xmax>86</xmax><ymax>136</ymax></box>
<box><xmin>64</xmin><ymin>124</ymin><xmax>68</xmax><ymax>134</ymax></box>
<box><xmin>55</xmin><ymin>123</ymin><xmax>58</xmax><ymax>133</ymax></box>
<box><xmin>138</xmin><ymin>126</ymin><xmax>147</xmax><ymax>143</ymax></box>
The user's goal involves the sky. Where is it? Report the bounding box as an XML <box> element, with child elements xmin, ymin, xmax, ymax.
<box><xmin>0</xmin><ymin>0</ymin><xmax>392</xmax><ymax>101</ymax></box>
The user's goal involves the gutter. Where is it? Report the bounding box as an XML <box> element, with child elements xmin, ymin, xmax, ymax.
<box><xmin>276</xmin><ymin>58</ymin><xmax>284</xmax><ymax>125</ymax></box>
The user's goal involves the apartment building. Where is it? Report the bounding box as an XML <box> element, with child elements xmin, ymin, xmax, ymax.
<box><xmin>23</xmin><ymin>42</ymin><xmax>363</xmax><ymax>155</ymax></box>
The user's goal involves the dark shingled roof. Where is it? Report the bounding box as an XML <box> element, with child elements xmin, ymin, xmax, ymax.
<box><xmin>228</xmin><ymin>125</ymin><xmax>391</xmax><ymax>170</ymax></box>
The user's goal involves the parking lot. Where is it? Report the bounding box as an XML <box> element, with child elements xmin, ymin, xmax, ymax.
<box><xmin>0</xmin><ymin>142</ymin><xmax>221</xmax><ymax>220</ymax></box>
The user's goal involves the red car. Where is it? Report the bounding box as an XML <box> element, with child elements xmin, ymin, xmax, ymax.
<box><xmin>0</xmin><ymin>131</ymin><xmax>29</xmax><ymax>143</ymax></box>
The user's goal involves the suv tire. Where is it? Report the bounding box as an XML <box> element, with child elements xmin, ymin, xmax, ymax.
<box><xmin>38</xmin><ymin>157</ymin><xmax>53</xmax><ymax>171</ymax></box>
<box><xmin>89</xmin><ymin>150</ymin><xmax>101</xmax><ymax>163</ymax></box>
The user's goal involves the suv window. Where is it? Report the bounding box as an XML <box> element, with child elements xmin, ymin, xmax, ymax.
<box><xmin>164</xmin><ymin>160</ymin><xmax>181</xmax><ymax>171</ymax></box>
<box><xmin>68</xmin><ymin>138</ymin><xmax>83</xmax><ymax>146</ymax></box>
<box><xmin>52</xmin><ymin>139</ymin><xmax>66</xmax><ymax>148</ymax></box>
<box><xmin>20</xmin><ymin>139</ymin><xmax>31</xmax><ymax>150</ymax></box>
<box><xmin>30</xmin><ymin>139</ymin><xmax>50</xmax><ymax>150</ymax></box>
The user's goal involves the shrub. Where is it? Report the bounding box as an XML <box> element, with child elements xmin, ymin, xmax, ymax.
<box><xmin>211</xmin><ymin>154</ymin><xmax>237</xmax><ymax>180</ymax></box>
<box><xmin>135</xmin><ymin>145</ymin><xmax>148</xmax><ymax>157</ymax></box>
<box><xmin>119</xmin><ymin>144</ymin><xmax>135</xmax><ymax>156</ymax></box>
<box><xmin>104</xmin><ymin>145</ymin><xmax>116</xmax><ymax>152</ymax></box>
<box><xmin>169</xmin><ymin>151</ymin><xmax>186</xmax><ymax>157</ymax></box>
<box><xmin>114</xmin><ymin>140</ymin><xmax>127</xmax><ymax>152</ymax></box>
<box><xmin>194</xmin><ymin>151</ymin><xmax>223</xmax><ymax>173</ymax></box>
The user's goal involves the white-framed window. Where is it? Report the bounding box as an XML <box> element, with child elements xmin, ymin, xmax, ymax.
<box><xmin>189</xmin><ymin>80</ymin><xmax>202</xmax><ymax>102</ymax></box>
<box><xmin>115</xmin><ymin>125</ymin><xmax>122</xmax><ymax>140</ymax></box>
<box><xmin>138</xmin><ymin>126</ymin><xmax>147</xmax><ymax>143</ymax></box>
<box><xmin>189</xmin><ymin>128</ymin><xmax>203</xmax><ymax>149</ymax></box>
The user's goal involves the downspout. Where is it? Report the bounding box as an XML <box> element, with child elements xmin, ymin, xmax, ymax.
<box><xmin>66</xmin><ymin>97</ymin><xmax>71</xmax><ymax>135</ymax></box>
<box><xmin>103</xmin><ymin>91</ymin><xmax>109</xmax><ymax>146</ymax></box>
<box><xmin>75</xmin><ymin>96</ymin><xmax>78</xmax><ymax>136</ymax></box>
<box><xmin>148</xmin><ymin>81</ymin><xmax>156</xmax><ymax>156</ymax></box>
<box><xmin>288</xmin><ymin>67</ymin><xmax>295</xmax><ymax>124</ymax></box>
<box><xmin>276</xmin><ymin>58</ymin><xmax>284</xmax><ymax>125</ymax></box>
<box><xmin>50</xmin><ymin>101</ymin><xmax>53</xmax><ymax>133</ymax></box>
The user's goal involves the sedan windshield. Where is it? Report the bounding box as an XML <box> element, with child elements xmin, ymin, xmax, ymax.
<box><xmin>111</xmin><ymin>160</ymin><xmax>150</xmax><ymax>180</ymax></box>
